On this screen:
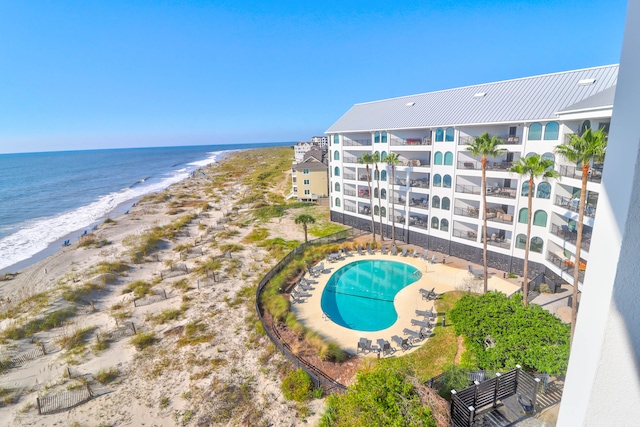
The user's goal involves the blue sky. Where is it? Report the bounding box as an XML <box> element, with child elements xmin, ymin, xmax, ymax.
<box><xmin>0</xmin><ymin>0</ymin><xmax>628</xmax><ymax>153</ymax></box>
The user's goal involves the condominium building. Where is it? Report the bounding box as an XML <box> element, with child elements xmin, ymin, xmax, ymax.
<box><xmin>311</xmin><ymin>136</ymin><xmax>329</xmax><ymax>147</ymax></box>
<box><xmin>326</xmin><ymin>65</ymin><xmax>618</xmax><ymax>290</ymax></box>
<box><xmin>291</xmin><ymin>148</ymin><xmax>329</xmax><ymax>202</ymax></box>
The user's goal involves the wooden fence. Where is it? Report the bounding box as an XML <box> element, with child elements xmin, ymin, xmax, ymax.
<box><xmin>37</xmin><ymin>383</ymin><xmax>93</xmax><ymax>415</ymax></box>
<box><xmin>4</xmin><ymin>344</ymin><xmax>46</xmax><ymax>369</ymax></box>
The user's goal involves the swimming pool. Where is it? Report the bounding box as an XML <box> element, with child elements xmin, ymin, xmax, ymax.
<box><xmin>321</xmin><ymin>259</ymin><xmax>422</xmax><ymax>331</ymax></box>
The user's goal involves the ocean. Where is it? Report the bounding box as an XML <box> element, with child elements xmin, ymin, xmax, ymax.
<box><xmin>0</xmin><ymin>142</ymin><xmax>291</xmax><ymax>273</ymax></box>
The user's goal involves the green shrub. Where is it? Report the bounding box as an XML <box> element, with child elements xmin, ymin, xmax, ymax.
<box><xmin>439</xmin><ymin>365</ymin><xmax>470</xmax><ymax>399</ymax></box>
<box><xmin>3</xmin><ymin>307</ymin><xmax>76</xmax><ymax>341</ymax></box>
<box><xmin>122</xmin><ymin>280</ymin><xmax>153</xmax><ymax>298</ymax></box>
<box><xmin>281</xmin><ymin>369</ymin><xmax>313</xmax><ymax>402</ymax></box>
<box><xmin>95</xmin><ymin>367</ymin><xmax>119</xmax><ymax>384</ymax></box>
<box><xmin>130</xmin><ymin>332</ymin><xmax>156</xmax><ymax>350</ymax></box>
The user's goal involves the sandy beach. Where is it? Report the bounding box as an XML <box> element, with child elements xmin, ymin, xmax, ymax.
<box><xmin>0</xmin><ymin>147</ymin><xmax>328</xmax><ymax>426</ymax></box>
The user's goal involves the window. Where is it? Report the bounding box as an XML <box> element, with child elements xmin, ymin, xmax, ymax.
<box><xmin>442</xmin><ymin>197</ymin><xmax>450</xmax><ymax>210</ymax></box>
<box><xmin>334</xmin><ymin>151</ymin><xmax>340</xmax><ymax>160</ymax></box>
<box><xmin>335</xmin><ymin>197</ymin><xmax>341</xmax><ymax>207</ymax></box>
<box><xmin>518</xmin><ymin>208</ymin><xmax>529</xmax><ymax>223</ymax></box>
<box><xmin>381</xmin><ymin>189</ymin><xmax>387</xmax><ymax>199</ymax></box>
<box><xmin>443</xmin><ymin>174</ymin><xmax>452</xmax><ymax>188</ymax></box>
<box><xmin>374</xmin><ymin>188</ymin><xmax>378</xmax><ymax>198</ymax></box>
<box><xmin>444</xmin><ymin>152</ymin><xmax>453</xmax><ymax>165</ymax></box>
<box><xmin>432</xmin><ymin>196</ymin><xmax>441</xmax><ymax>209</ymax></box>
<box><xmin>374</xmin><ymin>205</ymin><xmax>379</xmax><ymax>215</ymax></box>
<box><xmin>533</xmin><ymin>210</ymin><xmax>547</xmax><ymax>227</ymax></box>
<box><xmin>381</xmin><ymin>170</ymin><xmax>387</xmax><ymax>181</ymax></box>
<box><xmin>544</xmin><ymin>122</ymin><xmax>559</xmax><ymax>140</ymax></box>
<box><xmin>516</xmin><ymin>234</ymin><xmax>527</xmax><ymax>249</ymax></box>
<box><xmin>530</xmin><ymin>237</ymin><xmax>544</xmax><ymax>253</ymax></box>
<box><xmin>445</xmin><ymin>127</ymin><xmax>455</xmax><ymax>142</ymax></box>
<box><xmin>334</xmin><ymin>182</ymin><xmax>340</xmax><ymax>192</ymax></box>
<box><xmin>529</xmin><ymin>123</ymin><xmax>542</xmax><ymax>140</ymax></box>
<box><xmin>433</xmin><ymin>174</ymin><xmax>442</xmax><ymax>187</ymax></box>
<box><xmin>375</xmin><ymin>151</ymin><xmax>380</xmax><ymax>160</ymax></box>
<box><xmin>434</xmin><ymin>152</ymin><xmax>443</xmax><ymax>165</ymax></box>
<box><xmin>380</xmin><ymin>207</ymin><xmax>386</xmax><ymax>217</ymax></box>
<box><xmin>521</xmin><ymin>181</ymin><xmax>534</xmax><ymax>197</ymax></box>
<box><xmin>431</xmin><ymin>217</ymin><xmax>440</xmax><ymax>229</ymax></box>
<box><xmin>542</xmin><ymin>152</ymin><xmax>555</xmax><ymax>169</ymax></box>
<box><xmin>537</xmin><ymin>182</ymin><xmax>551</xmax><ymax>199</ymax></box>
<box><xmin>374</xmin><ymin>132</ymin><xmax>380</xmax><ymax>143</ymax></box>
<box><xmin>381</xmin><ymin>132</ymin><xmax>388</xmax><ymax>143</ymax></box>
<box><xmin>440</xmin><ymin>219</ymin><xmax>449</xmax><ymax>232</ymax></box>
<box><xmin>303</xmin><ymin>179</ymin><xmax>310</xmax><ymax>185</ymax></box>
<box><xmin>374</xmin><ymin>169</ymin><xmax>379</xmax><ymax>180</ymax></box>
<box><xmin>334</xmin><ymin>166</ymin><xmax>340</xmax><ymax>177</ymax></box>
<box><xmin>435</xmin><ymin>128</ymin><xmax>444</xmax><ymax>142</ymax></box>
<box><xmin>303</xmin><ymin>169</ymin><xmax>310</xmax><ymax>175</ymax></box>
<box><xmin>304</xmin><ymin>189</ymin><xmax>310</xmax><ymax>195</ymax></box>
<box><xmin>580</xmin><ymin>120</ymin><xmax>591</xmax><ymax>135</ymax></box>
<box><xmin>333</xmin><ymin>134</ymin><xmax>339</xmax><ymax>145</ymax></box>
<box><xmin>381</xmin><ymin>151</ymin><xmax>387</xmax><ymax>160</ymax></box>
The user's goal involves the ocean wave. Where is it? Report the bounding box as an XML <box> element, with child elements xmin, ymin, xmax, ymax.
<box><xmin>0</xmin><ymin>152</ymin><xmax>222</xmax><ymax>271</ymax></box>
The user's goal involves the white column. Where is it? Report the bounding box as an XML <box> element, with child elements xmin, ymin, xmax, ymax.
<box><xmin>557</xmin><ymin>2</ymin><xmax>640</xmax><ymax>425</ymax></box>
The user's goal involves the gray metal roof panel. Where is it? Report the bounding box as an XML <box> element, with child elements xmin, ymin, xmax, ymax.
<box><xmin>558</xmin><ymin>85</ymin><xmax>616</xmax><ymax>113</ymax></box>
<box><xmin>326</xmin><ymin>65</ymin><xmax>619</xmax><ymax>133</ymax></box>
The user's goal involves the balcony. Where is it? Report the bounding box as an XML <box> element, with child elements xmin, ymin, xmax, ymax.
<box><xmin>409</xmin><ymin>197</ymin><xmax>429</xmax><ymax>208</ymax></box>
<box><xmin>343</xmin><ymin>156</ymin><xmax>362</xmax><ymax>164</ymax></box>
<box><xmin>454</xmin><ymin>206</ymin><xmax>479</xmax><ymax>219</ymax></box>
<box><xmin>455</xmin><ymin>184</ymin><xmax>481</xmax><ymax>195</ymax></box>
<box><xmin>390</xmin><ymin>137</ymin><xmax>432</xmax><ymax>146</ymax></box>
<box><xmin>546</xmin><ymin>250</ymin><xmax>586</xmax><ymax>283</ymax></box>
<box><xmin>358</xmin><ymin>190</ymin><xmax>371</xmax><ymax>199</ymax></box>
<box><xmin>550</xmin><ymin>223</ymin><xmax>591</xmax><ymax>252</ymax></box>
<box><xmin>343</xmin><ymin>173</ymin><xmax>356</xmax><ymax>180</ymax></box>
<box><xmin>554</xmin><ymin>195</ymin><xmax>597</xmax><ymax>218</ymax></box>
<box><xmin>343</xmin><ymin>138</ymin><xmax>372</xmax><ymax>147</ymax></box>
<box><xmin>458</xmin><ymin>134</ymin><xmax>521</xmax><ymax>146</ymax></box>
<box><xmin>486</xmin><ymin>186</ymin><xmax>517</xmax><ymax>199</ymax></box>
<box><xmin>409</xmin><ymin>178</ymin><xmax>430</xmax><ymax>189</ymax></box>
<box><xmin>344</xmin><ymin>205</ymin><xmax>356</xmax><ymax>213</ymax></box>
<box><xmin>486</xmin><ymin>209</ymin><xmax>514</xmax><ymax>225</ymax></box>
<box><xmin>393</xmin><ymin>197</ymin><xmax>406</xmax><ymax>206</ymax></box>
<box><xmin>558</xmin><ymin>164</ymin><xmax>602</xmax><ymax>183</ymax></box>
<box><xmin>344</xmin><ymin>189</ymin><xmax>356</xmax><ymax>197</ymax></box>
<box><xmin>481</xmin><ymin>235</ymin><xmax>511</xmax><ymax>249</ymax></box>
<box><xmin>401</xmin><ymin>159</ymin><xmax>430</xmax><ymax>167</ymax></box>
<box><xmin>409</xmin><ymin>215</ymin><xmax>428</xmax><ymax>230</ymax></box>
<box><xmin>457</xmin><ymin>160</ymin><xmax>514</xmax><ymax>171</ymax></box>
<box><xmin>453</xmin><ymin>228</ymin><xmax>478</xmax><ymax>241</ymax></box>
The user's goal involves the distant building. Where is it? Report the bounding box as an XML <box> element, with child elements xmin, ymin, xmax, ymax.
<box><xmin>291</xmin><ymin>148</ymin><xmax>329</xmax><ymax>202</ymax></box>
<box><xmin>294</xmin><ymin>141</ymin><xmax>316</xmax><ymax>162</ymax></box>
<box><xmin>311</xmin><ymin>136</ymin><xmax>329</xmax><ymax>147</ymax></box>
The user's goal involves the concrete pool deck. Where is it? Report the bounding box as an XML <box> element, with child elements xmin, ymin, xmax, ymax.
<box><xmin>290</xmin><ymin>252</ymin><xmax>521</xmax><ymax>357</ymax></box>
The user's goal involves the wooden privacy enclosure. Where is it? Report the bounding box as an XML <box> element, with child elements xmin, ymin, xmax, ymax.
<box><xmin>450</xmin><ymin>366</ymin><xmax>540</xmax><ymax>427</ymax></box>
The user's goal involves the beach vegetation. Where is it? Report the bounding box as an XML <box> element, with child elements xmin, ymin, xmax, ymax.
<box><xmin>57</xmin><ymin>326</ymin><xmax>97</xmax><ymax>354</ymax></box>
<box><xmin>130</xmin><ymin>331</ymin><xmax>157</xmax><ymax>350</ymax></box>
<box><xmin>95</xmin><ymin>367</ymin><xmax>119</xmax><ymax>385</ymax></box>
<box><xmin>219</xmin><ymin>243</ymin><xmax>244</xmax><ymax>253</ymax></box>
<box><xmin>177</xmin><ymin>320</ymin><xmax>214</xmax><ymax>347</ymax></box>
<box><xmin>281</xmin><ymin>368</ymin><xmax>313</xmax><ymax>402</ymax></box>
<box><xmin>257</xmin><ymin>237</ymin><xmax>300</xmax><ymax>258</ymax></box>
<box><xmin>94</xmin><ymin>261</ymin><xmax>129</xmax><ymax>276</ymax></box>
<box><xmin>216</xmin><ymin>228</ymin><xmax>240</xmax><ymax>240</ymax></box>
<box><xmin>171</xmin><ymin>278</ymin><xmax>193</xmax><ymax>293</ymax></box>
<box><xmin>2</xmin><ymin>307</ymin><xmax>76</xmax><ymax>341</ymax></box>
<box><xmin>147</xmin><ymin>308</ymin><xmax>184</xmax><ymax>325</ymax></box>
<box><xmin>0</xmin><ymin>291</ymin><xmax>49</xmax><ymax>320</ymax></box>
<box><xmin>103</xmin><ymin>217</ymin><xmax>116</xmax><ymax>224</ymax></box>
<box><xmin>242</xmin><ymin>227</ymin><xmax>269</xmax><ymax>243</ymax></box>
<box><xmin>294</xmin><ymin>214</ymin><xmax>316</xmax><ymax>243</ymax></box>
<box><xmin>122</xmin><ymin>280</ymin><xmax>154</xmax><ymax>298</ymax></box>
<box><xmin>62</xmin><ymin>281</ymin><xmax>105</xmax><ymax>303</ymax></box>
<box><xmin>91</xmin><ymin>332</ymin><xmax>111</xmax><ymax>353</ymax></box>
<box><xmin>160</xmin><ymin>396</ymin><xmax>170</xmax><ymax>409</ymax></box>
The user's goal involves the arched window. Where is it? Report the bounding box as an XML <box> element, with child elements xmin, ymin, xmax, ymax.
<box><xmin>529</xmin><ymin>123</ymin><xmax>542</xmax><ymax>140</ymax></box>
<box><xmin>521</xmin><ymin>181</ymin><xmax>534</xmax><ymax>197</ymax></box>
<box><xmin>333</xmin><ymin>134</ymin><xmax>340</xmax><ymax>145</ymax></box>
<box><xmin>443</xmin><ymin>174</ymin><xmax>452</xmax><ymax>188</ymax></box>
<box><xmin>431</xmin><ymin>217</ymin><xmax>440</xmax><ymax>229</ymax></box>
<box><xmin>444</xmin><ymin>152</ymin><xmax>454</xmax><ymax>165</ymax></box>
<box><xmin>542</xmin><ymin>152</ymin><xmax>555</xmax><ymax>169</ymax></box>
<box><xmin>530</xmin><ymin>237</ymin><xmax>544</xmax><ymax>253</ymax></box>
<box><xmin>381</xmin><ymin>151</ymin><xmax>387</xmax><ymax>160</ymax></box>
<box><xmin>580</xmin><ymin>120</ymin><xmax>591</xmax><ymax>135</ymax></box>
<box><xmin>525</xmin><ymin>152</ymin><xmax>536</xmax><ymax>158</ymax></box>
<box><xmin>518</xmin><ymin>208</ymin><xmax>529</xmax><ymax>223</ymax></box>
<box><xmin>434</xmin><ymin>152</ymin><xmax>443</xmax><ymax>165</ymax></box>
<box><xmin>334</xmin><ymin>166</ymin><xmax>340</xmax><ymax>177</ymax></box>
<box><xmin>381</xmin><ymin>207</ymin><xmax>386</xmax><ymax>217</ymax></box>
<box><xmin>335</xmin><ymin>197</ymin><xmax>341</xmax><ymax>207</ymax></box>
<box><xmin>435</xmin><ymin>128</ymin><xmax>444</xmax><ymax>142</ymax></box>
<box><xmin>334</xmin><ymin>182</ymin><xmax>340</xmax><ymax>192</ymax></box>
<box><xmin>374</xmin><ymin>169</ymin><xmax>379</xmax><ymax>180</ymax></box>
<box><xmin>445</xmin><ymin>128</ymin><xmax>455</xmax><ymax>142</ymax></box>
<box><xmin>381</xmin><ymin>189</ymin><xmax>387</xmax><ymax>199</ymax></box>
<box><xmin>533</xmin><ymin>210</ymin><xmax>547</xmax><ymax>227</ymax></box>
<box><xmin>334</xmin><ymin>151</ymin><xmax>340</xmax><ymax>160</ymax></box>
<box><xmin>432</xmin><ymin>196</ymin><xmax>441</xmax><ymax>209</ymax></box>
<box><xmin>374</xmin><ymin>132</ymin><xmax>380</xmax><ymax>143</ymax></box>
<box><xmin>381</xmin><ymin>170</ymin><xmax>387</xmax><ymax>181</ymax></box>
<box><xmin>374</xmin><ymin>205</ymin><xmax>379</xmax><ymax>215</ymax></box>
<box><xmin>516</xmin><ymin>234</ymin><xmax>527</xmax><ymax>249</ymax></box>
<box><xmin>442</xmin><ymin>197</ymin><xmax>451</xmax><ymax>210</ymax></box>
<box><xmin>440</xmin><ymin>219</ymin><xmax>449</xmax><ymax>232</ymax></box>
<box><xmin>374</xmin><ymin>188</ymin><xmax>378</xmax><ymax>198</ymax></box>
<box><xmin>537</xmin><ymin>182</ymin><xmax>551</xmax><ymax>199</ymax></box>
<box><xmin>433</xmin><ymin>174</ymin><xmax>442</xmax><ymax>187</ymax></box>
<box><xmin>374</xmin><ymin>151</ymin><xmax>380</xmax><ymax>160</ymax></box>
<box><xmin>381</xmin><ymin>132</ymin><xmax>388</xmax><ymax>143</ymax></box>
<box><xmin>544</xmin><ymin>122</ymin><xmax>559</xmax><ymax>140</ymax></box>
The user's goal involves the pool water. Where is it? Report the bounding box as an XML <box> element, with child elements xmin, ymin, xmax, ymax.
<box><xmin>321</xmin><ymin>259</ymin><xmax>422</xmax><ymax>331</ymax></box>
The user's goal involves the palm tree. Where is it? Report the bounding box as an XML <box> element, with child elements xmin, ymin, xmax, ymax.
<box><xmin>294</xmin><ymin>214</ymin><xmax>316</xmax><ymax>243</ymax></box>
<box><xmin>359</xmin><ymin>153</ymin><xmax>376</xmax><ymax>242</ymax></box>
<box><xmin>384</xmin><ymin>153</ymin><xmax>401</xmax><ymax>245</ymax></box>
<box><xmin>466</xmin><ymin>133</ymin><xmax>505</xmax><ymax>293</ymax></box>
<box><xmin>372</xmin><ymin>152</ymin><xmax>384</xmax><ymax>241</ymax></box>
<box><xmin>555</xmin><ymin>127</ymin><xmax>607</xmax><ymax>341</ymax></box>
<box><xmin>510</xmin><ymin>155</ymin><xmax>559</xmax><ymax>307</ymax></box>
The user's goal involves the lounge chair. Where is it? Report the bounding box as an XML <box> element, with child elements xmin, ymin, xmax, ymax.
<box><xmin>310</xmin><ymin>262</ymin><xmax>324</xmax><ymax>277</ymax></box>
<box><xmin>357</xmin><ymin>337</ymin><xmax>372</xmax><ymax>353</ymax></box>
<box><xmin>391</xmin><ymin>245</ymin><xmax>398</xmax><ymax>256</ymax></box>
<box><xmin>297</xmin><ymin>283</ymin><xmax>314</xmax><ymax>292</ymax></box>
<box><xmin>403</xmin><ymin>328</ymin><xmax>424</xmax><ymax>343</ymax></box>
<box><xmin>411</xmin><ymin>319</ymin><xmax>433</xmax><ymax>329</ymax></box>
<box><xmin>415</xmin><ymin>309</ymin><xmax>435</xmax><ymax>319</ymax></box>
<box><xmin>357</xmin><ymin>245</ymin><xmax>365</xmax><ymax>256</ymax></box>
<box><xmin>420</xmin><ymin>251</ymin><xmax>429</xmax><ymax>261</ymax></box>
<box><xmin>419</xmin><ymin>287</ymin><xmax>435</xmax><ymax>300</ymax></box>
<box><xmin>412</xmin><ymin>249</ymin><xmax>420</xmax><ymax>257</ymax></box>
<box><xmin>468</xmin><ymin>264</ymin><xmax>484</xmax><ymax>279</ymax></box>
<box><xmin>290</xmin><ymin>290</ymin><xmax>312</xmax><ymax>304</ymax></box>
<box><xmin>336</xmin><ymin>249</ymin><xmax>343</xmax><ymax>259</ymax></box>
<box><xmin>377</xmin><ymin>338</ymin><xmax>394</xmax><ymax>356</ymax></box>
<box><xmin>381</xmin><ymin>246</ymin><xmax>388</xmax><ymax>255</ymax></box>
<box><xmin>367</xmin><ymin>244</ymin><xmax>375</xmax><ymax>255</ymax></box>
<box><xmin>401</xmin><ymin>247</ymin><xmax>408</xmax><ymax>257</ymax></box>
<box><xmin>344</xmin><ymin>248</ymin><xmax>352</xmax><ymax>257</ymax></box>
<box><xmin>391</xmin><ymin>335</ymin><xmax>411</xmax><ymax>351</ymax></box>
<box><xmin>428</xmin><ymin>255</ymin><xmax>437</xmax><ymax>264</ymax></box>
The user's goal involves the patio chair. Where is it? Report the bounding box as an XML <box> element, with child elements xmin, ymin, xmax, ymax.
<box><xmin>290</xmin><ymin>290</ymin><xmax>312</xmax><ymax>304</ymax></box>
<box><xmin>420</xmin><ymin>251</ymin><xmax>429</xmax><ymax>261</ymax></box>
<box><xmin>412</xmin><ymin>249</ymin><xmax>420</xmax><ymax>258</ymax></box>
<box><xmin>391</xmin><ymin>335</ymin><xmax>411</xmax><ymax>351</ymax></box>
<box><xmin>391</xmin><ymin>245</ymin><xmax>398</xmax><ymax>256</ymax></box>
<box><xmin>419</xmin><ymin>287</ymin><xmax>435</xmax><ymax>300</ymax></box>
<box><xmin>367</xmin><ymin>244</ymin><xmax>375</xmax><ymax>255</ymax></box>
<box><xmin>357</xmin><ymin>245</ymin><xmax>365</xmax><ymax>256</ymax></box>
<box><xmin>428</xmin><ymin>255</ymin><xmax>437</xmax><ymax>264</ymax></box>
<box><xmin>381</xmin><ymin>245</ymin><xmax>389</xmax><ymax>255</ymax></box>
<box><xmin>415</xmin><ymin>309</ymin><xmax>435</xmax><ymax>319</ymax></box>
<box><xmin>411</xmin><ymin>318</ymin><xmax>433</xmax><ymax>329</ymax></box>
<box><xmin>336</xmin><ymin>249</ymin><xmax>343</xmax><ymax>259</ymax></box>
<box><xmin>377</xmin><ymin>339</ymin><xmax>394</xmax><ymax>356</ymax></box>
<box><xmin>357</xmin><ymin>337</ymin><xmax>372</xmax><ymax>353</ymax></box>
<box><xmin>344</xmin><ymin>248</ymin><xmax>353</xmax><ymax>257</ymax></box>
<box><xmin>357</xmin><ymin>340</ymin><xmax>368</xmax><ymax>354</ymax></box>
<box><xmin>401</xmin><ymin>247</ymin><xmax>408</xmax><ymax>257</ymax></box>
<box><xmin>468</xmin><ymin>264</ymin><xmax>484</xmax><ymax>279</ymax></box>
<box><xmin>297</xmin><ymin>283</ymin><xmax>314</xmax><ymax>292</ymax></box>
<box><xmin>403</xmin><ymin>328</ymin><xmax>424</xmax><ymax>343</ymax></box>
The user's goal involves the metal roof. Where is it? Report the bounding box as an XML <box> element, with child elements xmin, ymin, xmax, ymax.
<box><xmin>326</xmin><ymin>65</ymin><xmax>619</xmax><ymax>133</ymax></box>
<box><xmin>557</xmin><ymin>85</ymin><xmax>616</xmax><ymax>114</ymax></box>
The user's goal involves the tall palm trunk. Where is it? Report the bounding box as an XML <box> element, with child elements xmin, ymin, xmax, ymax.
<box><xmin>481</xmin><ymin>155</ymin><xmax>488</xmax><ymax>293</ymax></box>
<box><xmin>366</xmin><ymin>165</ymin><xmax>376</xmax><ymax>242</ymax></box>
<box><xmin>390</xmin><ymin>165</ymin><xmax>396</xmax><ymax>244</ymax></box>
<box><xmin>376</xmin><ymin>164</ymin><xmax>384</xmax><ymax>241</ymax></box>
<box><xmin>522</xmin><ymin>176</ymin><xmax>534</xmax><ymax>307</ymax></box>
<box><xmin>571</xmin><ymin>162</ymin><xmax>589</xmax><ymax>340</ymax></box>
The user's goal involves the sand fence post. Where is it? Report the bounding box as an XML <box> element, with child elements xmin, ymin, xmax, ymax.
<box><xmin>36</xmin><ymin>397</ymin><xmax>41</xmax><ymax>415</ymax></box>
